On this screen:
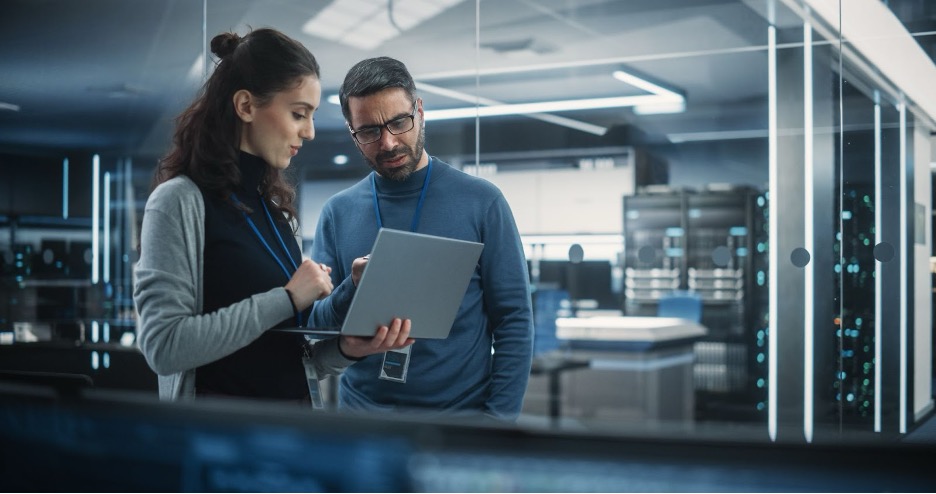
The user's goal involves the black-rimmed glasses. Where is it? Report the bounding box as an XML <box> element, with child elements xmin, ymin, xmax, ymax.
<box><xmin>348</xmin><ymin>101</ymin><xmax>418</xmax><ymax>145</ymax></box>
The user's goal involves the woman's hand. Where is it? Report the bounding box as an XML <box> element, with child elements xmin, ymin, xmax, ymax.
<box><xmin>339</xmin><ymin>318</ymin><xmax>414</xmax><ymax>359</ymax></box>
<box><xmin>284</xmin><ymin>259</ymin><xmax>333</xmax><ymax>311</ymax></box>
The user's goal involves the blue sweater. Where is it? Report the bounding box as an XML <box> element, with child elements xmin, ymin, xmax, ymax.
<box><xmin>311</xmin><ymin>158</ymin><xmax>534</xmax><ymax>420</ymax></box>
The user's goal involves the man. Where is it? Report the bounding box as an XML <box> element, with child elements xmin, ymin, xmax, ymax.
<box><xmin>310</xmin><ymin>57</ymin><xmax>534</xmax><ymax>421</ymax></box>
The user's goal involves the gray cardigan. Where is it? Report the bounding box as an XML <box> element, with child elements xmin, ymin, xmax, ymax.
<box><xmin>133</xmin><ymin>175</ymin><xmax>352</xmax><ymax>400</ymax></box>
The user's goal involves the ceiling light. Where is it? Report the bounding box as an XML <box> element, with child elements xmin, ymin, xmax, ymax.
<box><xmin>424</xmin><ymin>95</ymin><xmax>663</xmax><ymax>121</ymax></box>
<box><xmin>417</xmin><ymin>82</ymin><xmax>607</xmax><ymax>135</ymax></box>
<box><xmin>302</xmin><ymin>0</ymin><xmax>466</xmax><ymax>50</ymax></box>
<box><xmin>0</xmin><ymin>102</ymin><xmax>21</xmax><ymax>112</ymax></box>
<box><xmin>327</xmin><ymin>94</ymin><xmax>341</xmax><ymax>105</ymax></box>
<box><xmin>420</xmin><ymin>67</ymin><xmax>685</xmax><ymax>122</ymax></box>
<box><xmin>333</xmin><ymin>154</ymin><xmax>349</xmax><ymax>166</ymax></box>
<box><xmin>612</xmin><ymin>70</ymin><xmax>681</xmax><ymax>99</ymax></box>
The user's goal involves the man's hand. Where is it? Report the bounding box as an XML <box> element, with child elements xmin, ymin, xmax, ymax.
<box><xmin>339</xmin><ymin>318</ymin><xmax>414</xmax><ymax>359</ymax></box>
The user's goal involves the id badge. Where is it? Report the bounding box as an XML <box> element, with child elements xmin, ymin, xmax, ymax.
<box><xmin>302</xmin><ymin>356</ymin><xmax>325</xmax><ymax>409</ymax></box>
<box><xmin>379</xmin><ymin>345</ymin><xmax>411</xmax><ymax>383</ymax></box>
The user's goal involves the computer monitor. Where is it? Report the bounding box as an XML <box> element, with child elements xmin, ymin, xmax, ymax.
<box><xmin>533</xmin><ymin>259</ymin><xmax>617</xmax><ymax>309</ymax></box>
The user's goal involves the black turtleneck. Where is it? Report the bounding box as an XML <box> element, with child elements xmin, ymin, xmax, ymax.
<box><xmin>195</xmin><ymin>151</ymin><xmax>308</xmax><ymax>400</ymax></box>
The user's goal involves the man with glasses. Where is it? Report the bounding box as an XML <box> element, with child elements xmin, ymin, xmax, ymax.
<box><xmin>310</xmin><ymin>56</ymin><xmax>534</xmax><ymax>421</ymax></box>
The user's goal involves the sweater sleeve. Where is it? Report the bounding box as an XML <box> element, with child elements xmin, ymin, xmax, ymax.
<box><xmin>133</xmin><ymin>184</ymin><xmax>295</xmax><ymax>377</ymax></box>
<box><xmin>305</xmin><ymin>337</ymin><xmax>356</xmax><ymax>377</ymax></box>
<box><xmin>309</xmin><ymin>204</ymin><xmax>356</xmax><ymax>328</ymax></box>
<box><xmin>480</xmin><ymin>194</ymin><xmax>535</xmax><ymax>420</ymax></box>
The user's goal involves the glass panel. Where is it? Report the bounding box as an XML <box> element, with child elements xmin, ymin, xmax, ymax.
<box><xmin>835</xmin><ymin>73</ymin><xmax>880</xmax><ymax>432</ymax></box>
<box><xmin>882</xmin><ymin>0</ymin><xmax>936</xmax><ymax>437</ymax></box>
<box><xmin>836</xmin><ymin>0</ymin><xmax>936</xmax><ymax>437</ymax></box>
<box><xmin>4</xmin><ymin>0</ymin><xmax>934</xmax><ymax>452</ymax></box>
<box><xmin>799</xmin><ymin>19</ymin><xmax>843</xmax><ymax>441</ymax></box>
<box><xmin>461</xmin><ymin>0</ymin><xmax>812</xmax><ymax>436</ymax></box>
<box><xmin>0</xmin><ymin>2</ymin><xmax>205</xmax><ymax>348</ymax></box>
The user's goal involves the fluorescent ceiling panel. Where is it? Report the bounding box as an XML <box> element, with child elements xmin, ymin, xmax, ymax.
<box><xmin>417</xmin><ymin>82</ymin><xmax>608</xmax><ymax>135</ymax></box>
<box><xmin>424</xmin><ymin>94</ymin><xmax>665</xmax><ymax>120</ymax></box>
<box><xmin>421</xmin><ymin>68</ymin><xmax>684</xmax><ymax>121</ymax></box>
<box><xmin>302</xmin><ymin>0</ymin><xmax>466</xmax><ymax>51</ymax></box>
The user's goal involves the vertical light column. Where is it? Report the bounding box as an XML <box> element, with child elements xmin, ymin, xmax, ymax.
<box><xmin>124</xmin><ymin>157</ymin><xmax>134</xmax><ymax>313</ymax></box>
<box><xmin>474</xmin><ymin>0</ymin><xmax>481</xmax><ymax>168</ymax></box>
<box><xmin>103</xmin><ymin>171</ymin><xmax>111</xmax><ymax>284</ymax></box>
<box><xmin>898</xmin><ymin>101</ymin><xmax>907</xmax><ymax>433</ymax></box>
<box><xmin>113</xmin><ymin>159</ymin><xmax>122</xmax><ymax>298</ymax></box>
<box><xmin>91</xmin><ymin>154</ymin><xmax>100</xmax><ymax>284</ymax></box>
<box><xmin>767</xmin><ymin>22</ymin><xmax>779</xmax><ymax>442</ymax></box>
<box><xmin>803</xmin><ymin>20</ymin><xmax>815</xmax><ymax>443</ymax></box>
<box><xmin>62</xmin><ymin>158</ymin><xmax>69</xmax><ymax>219</ymax></box>
<box><xmin>202</xmin><ymin>0</ymin><xmax>208</xmax><ymax>79</ymax></box>
<box><xmin>873</xmin><ymin>92</ymin><xmax>882</xmax><ymax>433</ymax></box>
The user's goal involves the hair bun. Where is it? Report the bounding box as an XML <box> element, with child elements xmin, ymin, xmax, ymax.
<box><xmin>211</xmin><ymin>32</ymin><xmax>241</xmax><ymax>59</ymax></box>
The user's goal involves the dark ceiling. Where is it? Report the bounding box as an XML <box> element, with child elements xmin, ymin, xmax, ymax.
<box><xmin>0</xmin><ymin>0</ymin><xmax>933</xmax><ymax>168</ymax></box>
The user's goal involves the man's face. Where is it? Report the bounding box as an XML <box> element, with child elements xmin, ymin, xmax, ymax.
<box><xmin>346</xmin><ymin>88</ymin><xmax>427</xmax><ymax>181</ymax></box>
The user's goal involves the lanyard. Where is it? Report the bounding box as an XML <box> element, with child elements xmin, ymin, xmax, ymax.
<box><xmin>371</xmin><ymin>157</ymin><xmax>433</xmax><ymax>232</ymax></box>
<box><xmin>230</xmin><ymin>192</ymin><xmax>302</xmax><ymax>325</ymax></box>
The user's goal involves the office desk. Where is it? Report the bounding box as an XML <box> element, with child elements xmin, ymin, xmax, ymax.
<box><xmin>525</xmin><ymin>317</ymin><xmax>706</xmax><ymax>425</ymax></box>
<box><xmin>555</xmin><ymin>316</ymin><xmax>707</xmax><ymax>349</ymax></box>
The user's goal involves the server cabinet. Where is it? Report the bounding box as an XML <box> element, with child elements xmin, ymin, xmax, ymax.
<box><xmin>623</xmin><ymin>187</ymin><xmax>768</xmax><ymax>421</ymax></box>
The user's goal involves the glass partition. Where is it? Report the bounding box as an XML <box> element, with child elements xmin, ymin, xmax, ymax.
<box><xmin>831</xmin><ymin>72</ymin><xmax>903</xmax><ymax>435</ymax></box>
<box><xmin>3</xmin><ymin>0</ymin><xmax>935</xmax><ymax>451</ymax></box>
<box><xmin>835</xmin><ymin>0</ymin><xmax>935</xmax><ymax>437</ymax></box>
<box><xmin>461</xmin><ymin>0</ymin><xmax>804</xmax><ymax>436</ymax></box>
<box><xmin>0</xmin><ymin>2</ymin><xmax>205</xmax><ymax>362</ymax></box>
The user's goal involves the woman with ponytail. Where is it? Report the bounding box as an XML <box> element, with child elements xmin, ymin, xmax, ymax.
<box><xmin>134</xmin><ymin>28</ymin><xmax>411</xmax><ymax>403</ymax></box>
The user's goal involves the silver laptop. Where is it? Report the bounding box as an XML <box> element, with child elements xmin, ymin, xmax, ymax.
<box><xmin>278</xmin><ymin>228</ymin><xmax>483</xmax><ymax>339</ymax></box>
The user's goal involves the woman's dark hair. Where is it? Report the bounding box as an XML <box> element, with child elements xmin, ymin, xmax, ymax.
<box><xmin>153</xmin><ymin>28</ymin><xmax>320</xmax><ymax>225</ymax></box>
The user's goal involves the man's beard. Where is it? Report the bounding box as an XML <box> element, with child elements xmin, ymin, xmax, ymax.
<box><xmin>361</xmin><ymin>124</ymin><xmax>426</xmax><ymax>182</ymax></box>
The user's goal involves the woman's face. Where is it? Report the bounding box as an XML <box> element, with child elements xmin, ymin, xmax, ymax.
<box><xmin>238</xmin><ymin>75</ymin><xmax>321</xmax><ymax>170</ymax></box>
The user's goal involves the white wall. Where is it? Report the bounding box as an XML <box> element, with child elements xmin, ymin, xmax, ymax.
<box><xmin>298</xmin><ymin>166</ymin><xmax>637</xmax><ymax>264</ymax></box>
<box><xmin>300</xmin><ymin>165</ymin><xmax>639</xmax><ymax>239</ymax></box>
<box><xmin>486</xmin><ymin>166</ymin><xmax>637</xmax><ymax>235</ymax></box>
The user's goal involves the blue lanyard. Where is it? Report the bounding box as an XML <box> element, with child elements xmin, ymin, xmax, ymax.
<box><xmin>230</xmin><ymin>192</ymin><xmax>302</xmax><ymax>325</ymax></box>
<box><xmin>371</xmin><ymin>158</ymin><xmax>433</xmax><ymax>232</ymax></box>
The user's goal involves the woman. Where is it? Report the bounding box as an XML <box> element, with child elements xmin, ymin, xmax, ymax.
<box><xmin>133</xmin><ymin>28</ymin><xmax>411</xmax><ymax>402</ymax></box>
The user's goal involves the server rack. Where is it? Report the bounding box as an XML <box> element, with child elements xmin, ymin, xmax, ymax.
<box><xmin>622</xmin><ymin>186</ymin><xmax>768</xmax><ymax>422</ymax></box>
<box><xmin>834</xmin><ymin>184</ymin><xmax>877</xmax><ymax>425</ymax></box>
<box><xmin>622</xmin><ymin>192</ymin><xmax>685</xmax><ymax>313</ymax></box>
